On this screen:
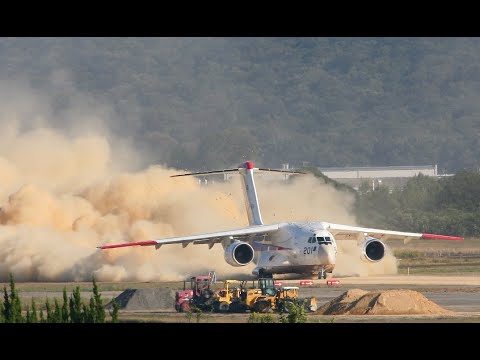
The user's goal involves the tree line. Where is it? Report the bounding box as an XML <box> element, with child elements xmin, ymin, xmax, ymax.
<box><xmin>0</xmin><ymin>274</ymin><xmax>119</xmax><ymax>323</ymax></box>
<box><xmin>352</xmin><ymin>170</ymin><xmax>480</xmax><ymax>237</ymax></box>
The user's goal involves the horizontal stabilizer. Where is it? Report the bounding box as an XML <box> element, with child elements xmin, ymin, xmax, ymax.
<box><xmin>170</xmin><ymin>168</ymin><xmax>305</xmax><ymax>178</ymax></box>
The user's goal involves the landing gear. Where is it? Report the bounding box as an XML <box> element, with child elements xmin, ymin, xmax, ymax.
<box><xmin>318</xmin><ymin>268</ymin><xmax>327</xmax><ymax>279</ymax></box>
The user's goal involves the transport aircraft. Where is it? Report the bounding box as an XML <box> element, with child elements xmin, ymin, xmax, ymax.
<box><xmin>98</xmin><ymin>161</ymin><xmax>463</xmax><ymax>279</ymax></box>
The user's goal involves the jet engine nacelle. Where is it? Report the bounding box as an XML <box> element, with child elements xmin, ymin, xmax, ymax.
<box><xmin>360</xmin><ymin>237</ymin><xmax>386</xmax><ymax>262</ymax></box>
<box><xmin>224</xmin><ymin>241</ymin><xmax>255</xmax><ymax>267</ymax></box>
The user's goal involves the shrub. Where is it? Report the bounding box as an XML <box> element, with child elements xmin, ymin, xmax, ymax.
<box><xmin>247</xmin><ymin>312</ymin><xmax>276</xmax><ymax>323</ymax></box>
<box><xmin>279</xmin><ymin>300</ymin><xmax>307</xmax><ymax>323</ymax></box>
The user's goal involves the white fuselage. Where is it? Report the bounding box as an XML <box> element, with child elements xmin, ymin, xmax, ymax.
<box><xmin>250</xmin><ymin>221</ymin><xmax>338</xmax><ymax>277</ymax></box>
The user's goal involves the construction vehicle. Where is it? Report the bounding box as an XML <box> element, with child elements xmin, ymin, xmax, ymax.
<box><xmin>304</xmin><ymin>296</ymin><xmax>318</xmax><ymax>312</ymax></box>
<box><xmin>174</xmin><ymin>271</ymin><xmax>240</xmax><ymax>313</ymax></box>
<box><xmin>269</xmin><ymin>285</ymin><xmax>318</xmax><ymax>312</ymax></box>
<box><xmin>174</xmin><ymin>271</ymin><xmax>217</xmax><ymax>313</ymax></box>
<box><xmin>229</xmin><ymin>278</ymin><xmax>300</xmax><ymax>313</ymax></box>
<box><xmin>276</xmin><ymin>286</ymin><xmax>300</xmax><ymax>312</ymax></box>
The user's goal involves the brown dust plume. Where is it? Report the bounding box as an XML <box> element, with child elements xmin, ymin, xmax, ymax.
<box><xmin>0</xmin><ymin>128</ymin><xmax>396</xmax><ymax>281</ymax></box>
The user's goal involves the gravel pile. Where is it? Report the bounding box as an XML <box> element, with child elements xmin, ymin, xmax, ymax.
<box><xmin>315</xmin><ymin>289</ymin><xmax>452</xmax><ymax>315</ymax></box>
<box><xmin>106</xmin><ymin>288</ymin><xmax>176</xmax><ymax>311</ymax></box>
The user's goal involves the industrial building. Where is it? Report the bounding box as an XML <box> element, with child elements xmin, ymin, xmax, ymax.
<box><xmin>317</xmin><ymin>165</ymin><xmax>440</xmax><ymax>190</ymax></box>
<box><xmin>198</xmin><ymin>163</ymin><xmax>448</xmax><ymax>191</ymax></box>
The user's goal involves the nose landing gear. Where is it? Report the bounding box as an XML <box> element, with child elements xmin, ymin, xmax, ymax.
<box><xmin>318</xmin><ymin>268</ymin><xmax>327</xmax><ymax>279</ymax></box>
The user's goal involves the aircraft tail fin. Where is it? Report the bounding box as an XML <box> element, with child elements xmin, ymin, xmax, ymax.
<box><xmin>171</xmin><ymin>161</ymin><xmax>304</xmax><ymax>226</ymax></box>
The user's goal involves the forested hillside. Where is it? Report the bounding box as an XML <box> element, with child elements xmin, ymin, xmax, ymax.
<box><xmin>1</xmin><ymin>37</ymin><xmax>479</xmax><ymax>172</ymax></box>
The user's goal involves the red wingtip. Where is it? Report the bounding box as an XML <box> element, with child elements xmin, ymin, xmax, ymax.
<box><xmin>99</xmin><ymin>240</ymin><xmax>157</xmax><ymax>249</ymax></box>
<box><xmin>245</xmin><ymin>161</ymin><xmax>254</xmax><ymax>169</ymax></box>
<box><xmin>421</xmin><ymin>234</ymin><xmax>464</xmax><ymax>241</ymax></box>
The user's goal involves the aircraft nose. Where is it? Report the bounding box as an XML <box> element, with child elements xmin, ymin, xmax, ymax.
<box><xmin>319</xmin><ymin>245</ymin><xmax>336</xmax><ymax>265</ymax></box>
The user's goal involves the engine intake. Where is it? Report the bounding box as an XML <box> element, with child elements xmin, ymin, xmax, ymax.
<box><xmin>224</xmin><ymin>241</ymin><xmax>254</xmax><ymax>267</ymax></box>
<box><xmin>360</xmin><ymin>237</ymin><xmax>386</xmax><ymax>262</ymax></box>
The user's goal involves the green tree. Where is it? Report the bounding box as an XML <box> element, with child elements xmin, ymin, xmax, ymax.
<box><xmin>354</xmin><ymin>170</ymin><xmax>480</xmax><ymax>237</ymax></box>
<box><xmin>0</xmin><ymin>300</ymin><xmax>4</xmax><ymax>323</ymax></box>
<box><xmin>69</xmin><ymin>286</ymin><xmax>82</xmax><ymax>323</ymax></box>
<box><xmin>399</xmin><ymin>173</ymin><xmax>441</xmax><ymax>211</ymax></box>
<box><xmin>2</xmin><ymin>285</ymin><xmax>11</xmax><ymax>322</ymax></box>
<box><xmin>53</xmin><ymin>299</ymin><xmax>62</xmax><ymax>323</ymax></box>
<box><xmin>2</xmin><ymin>274</ymin><xmax>23</xmax><ymax>323</ymax></box>
<box><xmin>39</xmin><ymin>308</ymin><xmax>45</xmax><ymax>323</ymax></box>
<box><xmin>9</xmin><ymin>273</ymin><xmax>23</xmax><ymax>323</ymax></box>
<box><xmin>436</xmin><ymin>170</ymin><xmax>480</xmax><ymax>211</ymax></box>
<box><xmin>82</xmin><ymin>304</ymin><xmax>89</xmax><ymax>323</ymax></box>
<box><xmin>109</xmin><ymin>299</ymin><xmax>119</xmax><ymax>323</ymax></box>
<box><xmin>68</xmin><ymin>297</ymin><xmax>75</xmax><ymax>323</ymax></box>
<box><xmin>62</xmin><ymin>287</ymin><xmax>69</xmax><ymax>323</ymax></box>
<box><xmin>279</xmin><ymin>301</ymin><xmax>307</xmax><ymax>323</ymax></box>
<box><xmin>45</xmin><ymin>298</ymin><xmax>52</xmax><ymax>323</ymax></box>
<box><xmin>92</xmin><ymin>276</ymin><xmax>105</xmax><ymax>323</ymax></box>
<box><xmin>86</xmin><ymin>297</ymin><xmax>96</xmax><ymax>323</ymax></box>
<box><xmin>31</xmin><ymin>299</ymin><xmax>38</xmax><ymax>323</ymax></box>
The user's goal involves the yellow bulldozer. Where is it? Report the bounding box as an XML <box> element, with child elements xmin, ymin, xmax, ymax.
<box><xmin>228</xmin><ymin>278</ymin><xmax>302</xmax><ymax>313</ymax></box>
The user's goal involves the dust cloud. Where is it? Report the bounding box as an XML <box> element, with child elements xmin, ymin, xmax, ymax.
<box><xmin>0</xmin><ymin>129</ymin><xmax>248</xmax><ymax>281</ymax></box>
<box><xmin>255</xmin><ymin>175</ymin><xmax>397</xmax><ymax>277</ymax></box>
<box><xmin>0</xmin><ymin>131</ymin><xmax>398</xmax><ymax>281</ymax></box>
<box><xmin>0</xmin><ymin>83</ymin><xmax>396</xmax><ymax>282</ymax></box>
<box><xmin>333</xmin><ymin>241</ymin><xmax>398</xmax><ymax>277</ymax></box>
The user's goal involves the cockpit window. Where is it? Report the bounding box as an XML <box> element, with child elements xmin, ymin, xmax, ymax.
<box><xmin>308</xmin><ymin>237</ymin><xmax>316</xmax><ymax>243</ymax></box>
<box><xmin>317</xmin><ymin>236</ymin><xmax>332</xmax><ymax>244</ymax></box>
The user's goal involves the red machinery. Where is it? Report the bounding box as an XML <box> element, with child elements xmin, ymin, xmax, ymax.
<box><xmin>175</xmin><ymin>271</ymin><xmax>217</xmax><ymax>312</ymax></box>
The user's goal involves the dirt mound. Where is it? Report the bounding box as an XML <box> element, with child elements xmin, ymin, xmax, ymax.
<box><xmin>316</xmin><ymin>289</ymin><xmax>452</xmax><ymax>315</ymax></box>
<box><xmin>106</xmin><ymin>288</ymin><xmax>176</xmax><ymax>311</ymax></box>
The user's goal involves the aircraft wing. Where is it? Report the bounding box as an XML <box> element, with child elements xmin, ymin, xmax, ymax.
<box><xmin>97</xmin><ymin>224</ymin><xmax>280</xmax><ymax>250</ymax></box>
<box><xmin>323</xmin><ymin>222</ymin><xmax>464</xmax><ymax>242</ymax></box>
